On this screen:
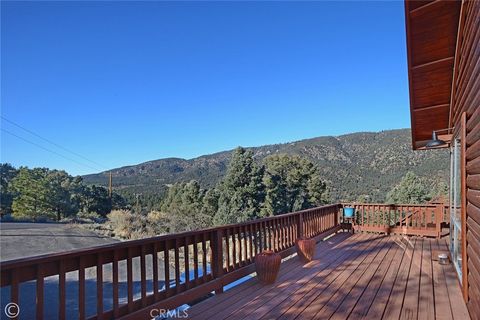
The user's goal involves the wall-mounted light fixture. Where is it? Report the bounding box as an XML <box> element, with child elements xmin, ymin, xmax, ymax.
<box><xmin>425</xmin><ymin>128</ymin><xmax>454</xmax><ymax>148</ymax></box>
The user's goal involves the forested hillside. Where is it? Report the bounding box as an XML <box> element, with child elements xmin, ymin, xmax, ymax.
<box><xmin>83</xmin><ymin>129</ymin><xmax>449</xmax><ymax>205</ymax></box>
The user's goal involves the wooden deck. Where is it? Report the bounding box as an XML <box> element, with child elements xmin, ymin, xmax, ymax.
<box><xmin>188</xmin><ymin>232</ymin><xmax>470</xmax><ymax>320</ymax></box>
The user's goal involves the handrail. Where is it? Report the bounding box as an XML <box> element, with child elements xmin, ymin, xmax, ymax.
<box><xmin>340</xmin><ymin>203</ymin><xmax>445</xmax><ymax>238</ymax></box>
<box><xmin>0</xmin><ymin>204</ymin><xmax>341</xmax><ymax>320</ymax></box>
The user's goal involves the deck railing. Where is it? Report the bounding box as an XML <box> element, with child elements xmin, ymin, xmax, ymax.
<box><xmin>0</xmin><ymin>202</ymin><xmax>448</xmax><ymax>319</ymax></box>
<box><xmin>0</xmin><ymin>204</ymin><xmax>341</xmax><ymax>320</ymax></box>
<box><xmin>341</xmin><ymin>203</ymin><xmax>447</xmax><ymax>238</ymax></box>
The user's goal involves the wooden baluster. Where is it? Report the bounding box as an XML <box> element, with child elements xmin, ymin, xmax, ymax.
<box><xmin>298</xmin><ymin>213</ymin><xmax>303</xmax><ymax>239</ymax></box>
<box><xmin>435</xmin><ymin>206</ymin><xmax>442</xmax><ymax>238</ymax></box>
<box><xmin>321</xmin><ymin>210</ymin><xmax>324</xmax><ymax>232</ymax></box>
<box><xmin>96</xmin><ymin>255</ymin><xmax>103</xmax><ymax>320</ymax></box>
<box><xmin>412</xmin><ymin>207</ymin><xmax>421</xmax><ymax>228</ymax></box>
<box><xmin>79</xmin><ymin>258</ymin><xmax>86</xmax><ymax>320</ymax></box>
<box><xmin>164</xmin><ymin>244</ymin><xmax>170</xmax><ymax>295</ymax></box>
<box><xmin>288</xmin><ymin>215</ymin><xmax>295</xmax><ymax>246</ymax></box>
<box><xmin>413</xmin><ymin>206</ymin><xmax>416</xmax><ymax>228</ymax></box>
<box><xmin>279</xmin><ymin>218</ymin><xmax>284</xmax><ymax>250</ymax></box>
<box><xmin>273</xmin><ymin>220</ymin><xmax>278</xmax><ymax>251</ymax></box>
<box><xmin>319</xmin><ymin>210</ymin><xmax>323</xmax><ymax>232</ymax></box>
<box><xmin>324</xmin><ymin>210</ymin><xmax>327</xmax><ymax>231</ymax></box>
<box><xmin>312</xmin><ymin>213</ymin><xmax>316</xmax><ymax>235</ymax></box>
<box><xmin>258</xmin><ymin>222</ymin><xmax>264</xmax><ymax>252</ymax></box>
<box><xmin>253</xmin><ymin>223</ymin><xmax>258</xmax><ymax>255</ymax></box>
<box><xmin>383</xmin><ymin>205</ymin><xmax>386</xmax><ymax>228</ymax></box>
<box><xmin>140</xmin><ymin>245</ymin><xmax>147</xmax><ymax>306</ymax></box>
<box><xmin>243</xmin><ymin>226</ymin><xmax>247</xmax><ymax>264</ymax></box>
<box><xmin>284</xmin><ymin>217</ymin><xmax>289</xmax><ymax>246</ymax></box>
<box><xmin>263</xmin><ymin>221</ymin><xmax>271</xmax><ymax>250</ymax></box>
<box><xmin>10</xmin><ymin>270</ymin><xmax>18</xmax><ymax>320</ymax></box>
<box><xmin>318</xmin><ymin>210</ymin><xmax>321</xmax><ymax>233</ymax></box>
<box><xmin>276</xmin><ymin>220</ymin><xmax>281</xmax><ymax>251</ymax></box>
<box><xmin>243</xmin><ymin>225</ymin><xmax>248</xmax><ymax>262</ymax></box>
<box><xmin>244</xmin><ymin>225</ymin><xmax>248</xmax><ymax>263</ymax></box>
<box><xmin>174</xmin><ymin>239</ymin><xmax>180</xmax><ymax>294</ymax></box>
<box><xmin>313</xmin><ymin>211</ymin><xmax>316</xmax><ymax>234</ymax></box>
<box><xmin>249</xmin><ymin>224</ymin><xmax>253</xmax><ymax>262</ymax></box>
<box><xmin>313</xmin><ymin>212</ymin><xmax>316</xmax><ymax>234</ymax></box>
<box><xmin>276</xmin><ymin>219</ymin><xmax>280</xmax><ymax>250</ymax></box>
<box><xmin>202</xmin><ymin>233</ymin><xmax>207</xmax><ymax>280</ymax></box>
<box><xmin>242</xmin><ymin>225</ymin><xmax>246</xmax><ymax>263</ymax></box>
<box><xmin>361</xmin><ymin>205</ymin><xmax>364</xmax><ymax>227</ymax></box>
<box><xmin>127</xmin><ymin>247</ymin><xmax>133</xmax><ymax>312</ymax></box>
<box><xmin>193</xmin><ymin>235</ymin><xmax>199</xmax><ymax>283</ymax></box>
<box><xmin>265</xmin><ymin>221</ymin><xmax>270</xmax><ymax>250</ymax></box>
<box><xmin>309</xmin><ymin>213</ymin><xmax>312</xmax><ymax>235</ymax></box>
<box><xmin>306</xmin><ymin>214</ymin><xmax>309</xmax><ymax>236</ymax></box>
<box><xmin>406</xmin><ymin>207</ymin><xmax>410</xmax><ymax>232</ymax></box>
<box><xmin>279</xmin><ymin>219</ymin><xmax>283</xmax><ymax>248</ymax></box>
<box><xmin>113</xmin><ymin>250</ymin><xmax>119</xmax><ymax>317</ymax></box>
<box><xmin>58</xmin><ymin>260</ymin><xmax>66</xmax><ymax>320</ymax></box>
<box><xmin>236</xmin><ymin>227</ymin><xmax>241</xmax><ymax>266</ymax></box>
<box><xmin>152</xmin><ymin>243</ymin><xmax>159</xmax><ymax>300</ymax></box>
<box><xmin>36</xmin><ymin>265</ymin><xmax>44</xmax><ymax>320</ymax></box>
<box><xmin>232</xmin><ymin>228</ymin><xmax>237</xmax><ymax>268</ymax></box>
<box><xmin>184</xmin><ymin>237</ymin><xmax>190</xmax><ymax>289</ymax></box>
<box><xmin>287</xmin><ymin>216</ymin><xmax>292</xmax><ymax>246</ymax></box>
<box><xmin>225</xmin><ymin>229</ymin><xmax>230</xmax><ymax>272</ymax></box>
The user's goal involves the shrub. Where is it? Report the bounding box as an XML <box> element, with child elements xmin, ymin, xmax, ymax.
<box><xmin>108</xmin><ymin>210</ymin><xmax>147</xmax><ymax>240</ymax></box>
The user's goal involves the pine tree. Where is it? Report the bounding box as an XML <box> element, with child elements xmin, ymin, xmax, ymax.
<box><xmin>0</xmin><ymin>163</ymin><xmax>18</xmax><ymax>216</ymax></box>
<box><xmin>262</xmin><ymin>154</ymin><xmax>328</xmax><ymax>216</ymax></box>
<box><xmin>158</xmin><ymin>180</ymin><xmax>213</xmax><ymax>232</ymax></box>
<box><xmin>386</xmin><ymin>172</ymin><xmax>430</xmax><ymax>204</ymax></box>
<box><xmin>10</xmin><ymin>167</ymin><xmax>53</xmax><ymax>220</ymax></box>
<box><xmin>214</xmin><ymin>147</ymin><xmax>265</xmax><ymax>225</ymax></box>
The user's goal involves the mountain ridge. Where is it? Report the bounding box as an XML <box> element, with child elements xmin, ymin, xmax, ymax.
<box><xmin>83</xmin><ymin>128</ymin><xmax>449</xmax><ymax>203</ymax></box>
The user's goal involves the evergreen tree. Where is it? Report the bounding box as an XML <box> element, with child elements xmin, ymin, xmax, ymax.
<box><xmin>10</xmin><ymin>167</ymin><xmax>54</xmax><ymax>220</ymax></box>
<box><xmin>2</xmin><ymin>164</ymin><xmax>128</xmax><ymax>221</ymax></box>
<box><xmin>79</xmin><ymin>184</ymin><xmax>112</xmax><ymax>216</ymax></box>
<box><xmin>158</xmin><ymin>180</ymin><xmax>213</xmax><ymax>232</ymax></box>
<box><xmin>0</xmin><ymin>163</ymin><xmax>18</xmax><ymax>216</ymax></box>
<box><xmin>262</xmin><ymin>154</ymin><xmax>328</xmax><ymax>216</ymax></box>
<box><xmin>214</xmin><ymin>147</ymin><xmax>265</xmax><ymax>225</ymax></box>
<box><xmin>45</xmin><ymin>170</ymin><xmax>83</xmax><ymax>220</ymax></box>
<box><xmin>386</xmin><ymin>172</ymin><xmax>430</xmax><ymax>204</ymax></box>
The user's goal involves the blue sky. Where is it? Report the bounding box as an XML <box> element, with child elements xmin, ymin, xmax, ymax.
<box><xmin>1</xmin><ymin>1</ymin><xmax>409</xmax><ymax>176</ymax></box>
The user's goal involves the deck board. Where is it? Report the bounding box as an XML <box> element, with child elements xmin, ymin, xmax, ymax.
<box><xmin>188</xmin><ymin>233</ymin><xmax>471</xmax><ymax>320</ymax></box>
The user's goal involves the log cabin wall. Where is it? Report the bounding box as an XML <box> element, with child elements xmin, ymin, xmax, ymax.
<box><xmin>450</xmin><ymin>1</ymin><xmax>480</xmax><ymax>318</ymax></box>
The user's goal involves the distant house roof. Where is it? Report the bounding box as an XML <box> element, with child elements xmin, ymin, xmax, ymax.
<box><xmin>404</xmin><ymin>0</ymin><xmax>461</xmax><ymax>149</ymax></box>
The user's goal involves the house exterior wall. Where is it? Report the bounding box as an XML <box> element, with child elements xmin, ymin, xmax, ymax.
<box><xmin>450</xmin><ymin>1</ymin><xmax>480</xmax><ymax>318</ymax></box>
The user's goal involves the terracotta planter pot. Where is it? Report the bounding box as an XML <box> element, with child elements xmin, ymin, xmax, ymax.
<box><xmin>295</xmin><ymin>237</ymin><xmax>316</xmax><ymax>262</ymax></box>
<box><xmin>255</xmin><ymin>250</ymin><xmax>281</xmax><ymax>284</ymax></box>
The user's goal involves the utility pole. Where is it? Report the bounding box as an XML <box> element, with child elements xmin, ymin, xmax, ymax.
<box><xmin>108</xmin><ymin>171</ymin><xmax>112</xmax><ymax>198</ymax></box>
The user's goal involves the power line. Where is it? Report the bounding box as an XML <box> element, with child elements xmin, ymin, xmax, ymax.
<box><xmin>1</xmin><ymin>116</ymin><xmax>109</xmax><ymax>170</ymax></box>
<box><xmin>1</xmin><ymin>128</ymin><xmax>102</xmax><ymax>172</ymax></box>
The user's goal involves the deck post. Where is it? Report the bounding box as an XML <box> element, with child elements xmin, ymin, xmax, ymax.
<box><xmin>211</xmin><ymin>229</ymin><xmax>224</xmax><ymax>294</ymax></box>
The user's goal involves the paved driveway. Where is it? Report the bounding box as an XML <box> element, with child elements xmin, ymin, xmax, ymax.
<box><xmin>0</xmin><ymin>223</ymin><xmax>166</xmax><ymax>319</ymax></box>
<box><xmin>0</xmin><ymin>222</ymin><xmax>118</xmax><ymax>261</ymax></box>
